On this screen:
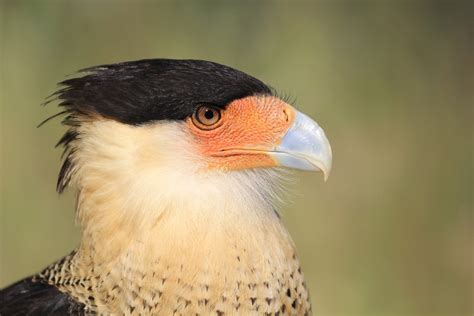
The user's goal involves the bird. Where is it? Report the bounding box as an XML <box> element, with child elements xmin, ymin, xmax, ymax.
<box><xmin>0</xmin><ymin>59</ymin><xmax>332</xmax><ymax>315</ymax></box>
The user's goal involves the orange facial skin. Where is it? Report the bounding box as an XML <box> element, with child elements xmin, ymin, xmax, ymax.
<box><xmin>186</xmin><ymin>96</ymin><xmax>296</xmax><ymax>171</ymax></box>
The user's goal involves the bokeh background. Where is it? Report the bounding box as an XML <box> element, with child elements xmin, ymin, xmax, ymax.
<box><xmin>1</xmin><ymin>1</ymin><xmax>472</xmax><ymax>315</ymax></box>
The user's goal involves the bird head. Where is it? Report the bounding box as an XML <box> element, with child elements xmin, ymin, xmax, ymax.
<box><xmin>47</xmin><ymin>59</ymin><xmax>332</xmax><ymax>231</ymax></box>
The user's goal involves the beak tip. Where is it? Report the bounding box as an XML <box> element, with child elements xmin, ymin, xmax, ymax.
<box><xmin>323</xmin><ymin>169</ymin><xmax>330</xmax><ymax>182</ymax></box>
<box><xmin>315</xmin><ymin>157</ymin><xmax>332</xmax><ymax>182</ymax></box>
<box><xmin>323</xmin><ymin>147</ymin><xmax>332</xmax><ymax>182</ymax></box>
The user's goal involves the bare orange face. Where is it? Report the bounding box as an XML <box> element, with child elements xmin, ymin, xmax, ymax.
<box><xmin>186</xmin><ymin>96</ymin><xmax>296</xmax><ymax>170</ymax></box>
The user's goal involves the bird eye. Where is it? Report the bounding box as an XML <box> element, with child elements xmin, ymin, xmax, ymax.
<box><xmin>192</xmin><ymin>105</ymin><xmax>222</xmax><ymax>129</ymax></box>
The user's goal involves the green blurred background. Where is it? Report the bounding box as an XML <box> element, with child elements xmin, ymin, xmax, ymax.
<box><xmin>1</xmin><ymin>1</ymin><xmax>472</xmax><ymax>315</ymax></box>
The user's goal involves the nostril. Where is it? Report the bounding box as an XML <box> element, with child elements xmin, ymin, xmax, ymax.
<box><xmin>283</xmin><ymin>109</ymin><xmax>289</xmax><ymax>122</ymax></box>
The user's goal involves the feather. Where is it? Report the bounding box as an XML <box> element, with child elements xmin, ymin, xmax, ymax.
<box><xmin>0</xmin><ymin>277</ymin><xmax>87</xmax><ymax>315</ymax></box>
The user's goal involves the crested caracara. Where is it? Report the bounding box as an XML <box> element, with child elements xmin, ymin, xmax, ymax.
<box><xmin>0</xmin><ymin>59</ymin><xmax>332</xmax><ymax>315</ymax></box>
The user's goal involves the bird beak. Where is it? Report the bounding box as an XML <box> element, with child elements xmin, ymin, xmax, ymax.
<box><xmin>269</xmin><ymin>111</ymin><xmax>332</xmax><ymax>180</ymax></box>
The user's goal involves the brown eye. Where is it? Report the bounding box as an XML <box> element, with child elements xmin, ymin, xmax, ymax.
<box><xmin>192</xmin><ymin>105</ymin><xmax>222</xmax><ymax>129</ymax></box>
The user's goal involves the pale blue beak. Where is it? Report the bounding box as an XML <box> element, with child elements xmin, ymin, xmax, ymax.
<box><xmin>270</xmin><ymin>111</ymin><xmax>332</xmax><ymax>180</ymax></box>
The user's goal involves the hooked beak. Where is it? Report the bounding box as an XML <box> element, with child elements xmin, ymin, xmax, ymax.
<box><xmin>269</xmin><ymin>111</ymin><xmax>332</xmax><ymax>180</ymax></box>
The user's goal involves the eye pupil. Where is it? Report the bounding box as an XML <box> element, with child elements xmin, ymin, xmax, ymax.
<box><xmin>204</xmin><ymin>109</ymin><xmax>214</xmax><ymax>120</ymax></box>
<box><xmin>192</xmin><ymin>105</ymin><xmax>222</xmax><ymax>130</ymax></box>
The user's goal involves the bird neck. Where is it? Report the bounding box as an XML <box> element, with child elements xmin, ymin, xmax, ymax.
<box><xmin>75</xmin><ymin>183</ymin><xmax>293</xmax><ymax>268</ymax></box>
<box><xmin>43</xmin><ymin>179</ymin><xmax>306</xmax><ymax>314</ymax></box>
<box><xmin>71</xmin><ymin>147</ymin><xmax>294</xmax><ymax>274</ymax></box>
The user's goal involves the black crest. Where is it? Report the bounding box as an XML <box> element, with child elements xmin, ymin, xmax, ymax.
<box><xmin>44</xmin><ymin>59</ymin><xmax>273</xmax><ymax>192</ymax></box>
<box><xmin>50</xmin><ymin>59</ymin><xmax>272</xmax><ymax>124</ymax></box>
